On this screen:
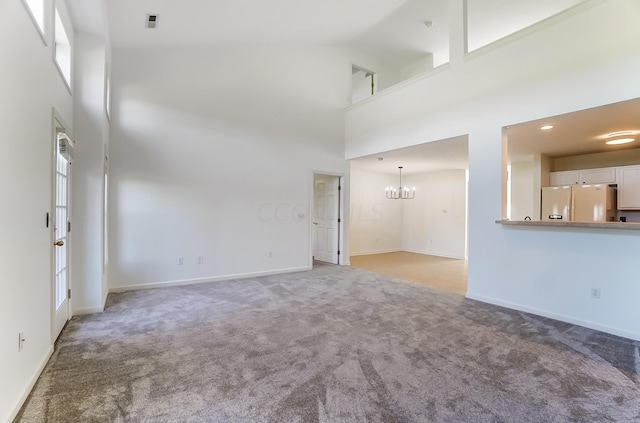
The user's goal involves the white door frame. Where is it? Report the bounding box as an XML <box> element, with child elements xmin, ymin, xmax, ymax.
<box><xmin>310</xmin><ymin>171</ymin><xmax>346</xmax><ymax>266</ymax></box>
<box><xmin>51</xmin><ymin>110</ymin><xmax>72</xmax><ymax>342</ymax></box>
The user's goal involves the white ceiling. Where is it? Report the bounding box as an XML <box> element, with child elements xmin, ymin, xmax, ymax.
<box><xmin>347</xmin><ymin>0</ymin><xmax>449</xmax><ymax>68</ymax></box>
<box><xmin>67</xmin><ymin>0</ymin><xmax>105</xmax><ymax>36</ymax></box>
<box><xmin>84</xmin><ymin>0</ymin><xmax>587</xmax><ymax>70</ymax></box>
<box><xmin>350</xmin><ymin>136</ymin><xmax>469</xmax><ymax>175</ymax></box>
<box><xmin>104</xmin><ymin>0</ymin><xmax>411</xmax><ymax>49</ymax></box>
<box><xmin>69</xmin><ymin>0</ymin><xmax>629</xmax><ymax>174</ymax></box>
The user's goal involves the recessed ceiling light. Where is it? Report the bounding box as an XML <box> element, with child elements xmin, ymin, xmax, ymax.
<box><xmin>605</xmin><ymin>138</ymin><xmax>635</xmax><ymax>145</ymax></box>
<box><xmin>606</xmin><ymin>131</ymin><xmax>634</xmax><ymax>138</ymax></box>
<box><xmin>540</xmin><ymin>125</ymin><xmax>554</xmax><ymax>130</ymax></box>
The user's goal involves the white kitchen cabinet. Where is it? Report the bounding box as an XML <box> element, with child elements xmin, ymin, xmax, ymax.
<box><xmin>550</xmin><ymin>170</ymin><xmax>579</xmax><ymax>186</ymax></box>
<box><xmin>617</xmin><ymin>165</ymin><xmax>640</xmax><ymax>209</ymax></box>
<box><xmin>580</xmin><ymin>167</ymin><xmax>617</xmax><ymax>184</ymax></box>
<box><xmin>550</xmin><ymin>167</ymin><xmax>617</xmax><ymax>186</ymax></box>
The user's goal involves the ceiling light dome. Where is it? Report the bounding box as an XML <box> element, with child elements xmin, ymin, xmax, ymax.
<box><xmin>605</xmin><ymin>138</ymin><xmax>635</xmax><ymax>145</ymax></box>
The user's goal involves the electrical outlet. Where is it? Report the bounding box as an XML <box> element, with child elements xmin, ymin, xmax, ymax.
<box><xmin>18</xmin><ymin>332</ymin><xmax>25</xmax><ymax>352</ymax></box>
<box><xmin>591</xmin><ymin>288</ymin><xmax>601</xmax><ymax>299</ymax></box>
<box><xmin>177</xmin><ymin>256</ymin><xmax>184</xmax><ymax>265</ymax></box>
<box><xmin>197</xmin><ymin>255</ymin><xmax>204</xmax><ymax>265</ymax></box>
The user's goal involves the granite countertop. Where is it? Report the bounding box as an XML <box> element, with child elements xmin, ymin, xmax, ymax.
<box><xmin>495</xmin><ymin>219</ymin><xmax>640</xmax><ymax>230</ymax></box>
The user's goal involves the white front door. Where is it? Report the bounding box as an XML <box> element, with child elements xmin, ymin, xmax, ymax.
<box><xmin>53</xmin><ymin>128</ymin><xmax>71</xmax><ymax>340</ymax></box>
<box><xmin>313</xmin><ymin>175</ymin><xmax>340</xmax><ymax>264</ymax></box>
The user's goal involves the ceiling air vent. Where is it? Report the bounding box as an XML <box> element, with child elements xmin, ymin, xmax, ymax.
<box><xmin>146</xmin><ymin>14</ymin><xmax>158</xmax><ymax>29</ymax></box>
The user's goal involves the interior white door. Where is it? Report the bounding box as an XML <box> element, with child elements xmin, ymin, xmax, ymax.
<box><xmin>53</xmin><ymin>129</ymin><xmax>71</xmax><ymax>340</ymax></box>
<box><xmin>313</xmin><ymin>175</ymin><xmax>339</xmax><ymax>264</ymax></box>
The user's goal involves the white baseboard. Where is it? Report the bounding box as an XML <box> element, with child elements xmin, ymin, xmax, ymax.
<box><xmin>349</xmin><ymin>249</ymin><xmax>401</xmax><ymax>257</ymax></box>
<box><xmin>350</xmin><ymin>249</ymin><xmax>466</xmax><ymax>260</ymax></box>
<box><xmin>72</xmin><ymin>305</ymin><xmax>104</xmax><ymax>316</ymax></box>
<box><xmin>72</xmin><ymin>292</ymin><xmax>109</xmax><ymax>316</ymax></box>
<box><xmin>8</xmin><ymin>345</ymin><xmax>54</xmax><ymax>423</ymax></box>
<box><xmin>403</xmin><ymin>248</ymin><xmax>466</xmax><ymax>260</ymax></box>
<box><xmin>109</xmin><ymin>266</ymin><xmax>312</xmax><ymax>293</ymax></box>
<box><xmin>466</xmin><ymin>292</ymin><xmax>640</xmax><ymax>342</ymax></box>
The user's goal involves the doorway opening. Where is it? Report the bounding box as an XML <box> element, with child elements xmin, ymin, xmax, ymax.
<box><xmin>312</xmin><ymin>174</ymin><xmax>344</xmax><ymax>266</ymax></box>
<box><xmin>348</xmin><ymin>136</ymin><xmax>469</xmax><ymax>295</ymax></box>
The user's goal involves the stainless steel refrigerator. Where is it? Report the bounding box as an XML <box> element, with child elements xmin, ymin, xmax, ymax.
<box><xmin>541</xmin><ymin>184</ymin><xmax>615</xmax><ymax>222</ymax></box>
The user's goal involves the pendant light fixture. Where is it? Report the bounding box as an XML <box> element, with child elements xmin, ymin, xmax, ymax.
<box><xmin>386</xmin><ymin>166</ymin><xmax>415</xmax><ymax>199</ymax></box>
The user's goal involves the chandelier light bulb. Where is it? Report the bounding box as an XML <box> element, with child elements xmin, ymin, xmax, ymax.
<box><xmin>386</xmin><ymin>166</ymin><xmax>416</xmax><ymax>200</ymax></box>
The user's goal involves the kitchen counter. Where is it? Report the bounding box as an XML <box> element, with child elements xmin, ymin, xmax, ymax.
<box><xmin>496</xmin><ymin>219</ymin><xmax>640</xmax><ymax>230</ymax></box>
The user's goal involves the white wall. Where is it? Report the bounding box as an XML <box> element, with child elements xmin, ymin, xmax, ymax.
<box><xmin>351</xmin><ymin>69</ymin><xmax>373</xmax><ymax>104</ymax></box>
<box><xmin>403</xmin><ymin>170</ymin><xmax>467</xmax><ymax>259</ymax></box>
<box><xmin>0</xmin><ymin>0</ymin><xmax>75</xmax><ymax>420</ymax></box>
<box><xmin>349</xmin><ymin>169</ymin><xmax>467</xmax><ymax>259</ymax></box>
<box><xmin>400</xmin><ymin>54</ymin><xmax>434</xmax><ymax>81</ymax></box>
<box><xmin>554</xmin><ymin>148</ymin><xmax>640</xmax><ymax>171</ymax></box>
<box><xmin>109</xmin><ymin>46</ymin><xmax>351</xmax><ymax>289</ymax></box>
<box><xmin>349</xmin><ymin>50</ymin><xmax>403</xmax><ymax>95</ymax></box>
<box><xmin>349</xmin><ymin>169</ymin><xmax>403</xmax><ymax>255</ymax></box>
<box><xmin>466</xmin><ymin>0</ymin><xmax>585</xmax><ymax>52</ymax></box>
<box><xmin>345</xmin><ymin>0</ymin><xmax>640</xmax><ymax>340</ymax></box>
<box><xmin>510</xmin><ymin>161</ymin><xmax>535</xmax><ymax>220</ymax></box>
<box><xmin>71</xmin><ymin>33</ymin><xmax>109</xmax><ymax>314</ymax></box>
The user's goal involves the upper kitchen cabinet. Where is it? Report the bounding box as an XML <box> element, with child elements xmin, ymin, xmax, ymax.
<box><xmin>550</xmin><ymin>170</ymin><xmax>579</xmax><ymax>186</ymax></box>
<box><xmin>550</xmin><ymin>167</ymin><xmax>617</xmax><ymax>186</ymax></box>
<box><xmin>581</xmin><ymin>167</ymin><xmax>617</xmax><ymax>184</ymax></box>
<box><xmin>617</xmin><ymin>165</ymin><xmax>640</xmax><ymax>210</ymax></box>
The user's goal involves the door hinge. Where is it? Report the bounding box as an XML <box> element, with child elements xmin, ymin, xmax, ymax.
<box><xmin>46</xmin><ymin>212</ymin><xmax>50</xmax><ymax>228</ymax></box>
<box><xmin>68</xmin><ymin>289</ymin><xmax>71</xmax><ymax>299</ymax></box>
<box><xmin>67</xmin><ymin>221</ymin><xmax>72</xmax><ymax>233</ymax></box>
<box><xmin>338</xmin><ymin>185</ymin><xmax>342</xmax><ymax>191</ymax></box>
<box><xmin>337</xmin><ymin>250</ymin><xmax>341</xmax><ymax>255</ymax></box>
<box><xmin>337</xmin><ymin>218</ymin><xmax>341</xmax><ymax>223</ymax></box>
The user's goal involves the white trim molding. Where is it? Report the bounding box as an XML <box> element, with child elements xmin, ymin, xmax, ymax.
<box><xmin>9</xmin><ymin>346</ymin><xmax>54</xmax><ymax>423</ymax></box>
<box><xmin>109</xmin><ymin>266</ymin><xmax>312</xmax><ymax>293</ymax></box>
<box><xmin>466</xmin><ymin>292</ymin><xmax>640</xmax><ymax>342</ymax></box>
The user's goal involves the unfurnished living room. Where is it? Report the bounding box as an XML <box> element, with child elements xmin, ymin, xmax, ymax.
<box><xmin>2</xmin><ymin>0</ymin><xmax>640</xmax><ymax>422</ymax></box>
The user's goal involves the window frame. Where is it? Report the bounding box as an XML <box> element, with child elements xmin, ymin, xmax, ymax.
<box><xmin>105</xmin><ymin>63</ymin><xmax>112</xmax><ymax>121</ymax></box>
<box><xmin>21</xmin><ymin>0</ymin><xmax>47</xmax><ymax>44</ymax></box>
<box><xmin>53</xmin><ymin>5</ymin><xmax>72</xmax><ymax>93</ymax></box>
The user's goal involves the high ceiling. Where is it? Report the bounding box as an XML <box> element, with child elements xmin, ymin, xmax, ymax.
<box><xmin>347</xmin><ymin>0</ymin><xmax>449</xmax><ymax>68</ymax></box>
<box><xmin>69</xmin><ymin>0</ymin><xmax>625</xmax><ymax>174</ymax></box>
<box><xmin>69</xmin><ymin>0</ymin><xmax>585</xmax><ymax>70</ymax></box>
<box><xmin>104</xmin><ymin>0</ymin><xmax>411</xmax><ymax>48</ymax></box>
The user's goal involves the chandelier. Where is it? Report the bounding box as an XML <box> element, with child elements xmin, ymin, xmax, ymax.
<box><xmin>386</xmin><ymin>166</ymin><xmax>415</xmax><ymax>199</ymax></box>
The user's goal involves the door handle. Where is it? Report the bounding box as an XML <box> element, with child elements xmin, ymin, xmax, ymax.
<box><xmin>312</xmin><ymin>222</ymin><xmax>318</xmax><ymax>225</ymax></box>
<box><xmin>54</xmin><ymin>240</ymin><xmax>64</xmax><ymax>247</ymax></box>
